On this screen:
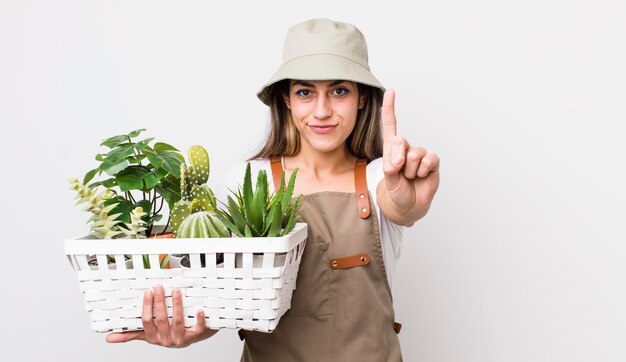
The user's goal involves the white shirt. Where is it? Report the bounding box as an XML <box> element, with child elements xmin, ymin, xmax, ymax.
<box><xmin>215</xmin><ymin>157</ymin><xmax>404</xmax><ymax>290</ymax></box>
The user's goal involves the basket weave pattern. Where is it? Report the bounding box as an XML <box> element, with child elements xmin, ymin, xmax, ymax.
<box><xmin>65</xmin><ymin>224</ymin><xmax>307</xmax><ymax>333</ymax></box>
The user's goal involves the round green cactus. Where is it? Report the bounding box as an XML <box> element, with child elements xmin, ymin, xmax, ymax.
<box><xmin>177</xmin><ymin>211</ymin><xmax>230</xmax><ymax>238</ymax></box>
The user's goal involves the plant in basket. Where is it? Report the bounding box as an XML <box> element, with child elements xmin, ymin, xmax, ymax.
<box><xmin>167</xmin><ymin>145</ymin><xmax>230</xmax><ymax>267</ymax></box>
<box><xmin>68</xmin><ymin>128</ymin><xmax>185</xmax><ymax>269</ymax></box>
<box><xmin>215</xmin><ymin>162</ymin><xmax>302</xmax><ymax>239</ymax></box>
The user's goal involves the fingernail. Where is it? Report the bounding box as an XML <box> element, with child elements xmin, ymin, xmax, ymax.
<box><xmin>144</xmin><ymin>289</ymin><xmax>151</xmax><ymax>297</ymax></box>
<box><xmin>154</xmin><ymin>285</ymin><xmax>163</xmax><ymax>295</ymax></box>
<box><xmin>172</xmin><ymin>288</ymin><xmax>179</xmax><ymax>297</ymax></box>
<box><xmin>198</xmin><ymin>310</ymin><xmax>205</xmax><ymax>318</ymax></box>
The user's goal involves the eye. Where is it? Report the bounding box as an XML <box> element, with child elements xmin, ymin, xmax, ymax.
<box><xmin>332</xmin><ymin>87</ymin><xmax>350</xmax><ymax>96</ymax></box>
<box><xmin>295</xmin><ymin>89</ymin><xmax>311</xmax><ymax>97</ymax></box>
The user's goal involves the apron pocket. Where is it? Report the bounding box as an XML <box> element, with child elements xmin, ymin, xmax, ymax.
<box><xmin>284</xmin><ymin>237</ymin><xmax>331</xmax><ymax>317</ymax></box>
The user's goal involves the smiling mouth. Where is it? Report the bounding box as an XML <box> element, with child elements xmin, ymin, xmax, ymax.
<box><xmin>309</xmin><ymin>124</ymin><xmax>337</xmax><ymax>134</ymax></box>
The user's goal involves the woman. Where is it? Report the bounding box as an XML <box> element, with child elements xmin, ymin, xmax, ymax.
<box><xmin>107</xmin><ymin>18</ymin><xmax>440</xmax><ymax>361</ymax></box>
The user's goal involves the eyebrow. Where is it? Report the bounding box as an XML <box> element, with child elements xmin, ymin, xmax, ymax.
<box><xmin>292</xmin><ymin>80</ymin><xmax>349</xmax><ymax>88</ymax></box>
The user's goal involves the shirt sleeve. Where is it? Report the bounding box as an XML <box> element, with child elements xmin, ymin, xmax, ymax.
<box><xmin>367</xmin><ymin>157</ymin><xmax>404</xmax><ymax>290</ymax></box>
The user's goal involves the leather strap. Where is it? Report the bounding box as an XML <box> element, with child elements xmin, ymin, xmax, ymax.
<box><xmin>354</xmin><ymin>159</ymin><xmax>371</xmax><ymax>219</ymax></box>
<box><xmin>269</xmin><ymin>156</ymin><xmax>283</xmax><ymax>191</ymax></box>
<box><xmin>329</xmin><ymin>253</ymin><xmax>370</xmax><ymax>270</ymax></box>
<box><xmin>268</xmin><ymin>157</ymin><xmax>370</xmax><ymax>219</ymax></box>
<box><xmin>393</xmin><ymin>322</ymin><xmax>402</xmax><ymax>334</ymax></box>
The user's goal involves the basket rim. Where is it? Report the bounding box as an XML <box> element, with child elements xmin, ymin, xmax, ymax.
<box><xmin>64</xmin><ymin>223</ymin><xmax>308</xmax><ymax>255</ymax></box>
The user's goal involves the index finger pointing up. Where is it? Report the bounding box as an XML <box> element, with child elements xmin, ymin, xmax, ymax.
<box><xmin>382</xmin><ymin>89</ymin><xmax>397</xmax><ymax>142</ymax></box>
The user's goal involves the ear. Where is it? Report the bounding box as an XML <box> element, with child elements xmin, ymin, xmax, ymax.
<box><xmin>358</xmin><ymin>94</ymin><xmax>366</xmax><ymax>110</ymax></box>
<box><xmin>283</xmin><ymin>93</ymin><xmax>291</xmax><ymax>109</ymax></box>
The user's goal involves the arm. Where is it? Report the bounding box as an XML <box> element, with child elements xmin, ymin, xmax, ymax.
<box><xmin>377</xmin><ymin>89</ymin><xmax>440</xmax><ymax>227</ymax></box>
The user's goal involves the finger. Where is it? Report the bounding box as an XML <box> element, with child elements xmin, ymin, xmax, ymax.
<box><xmin>191</xmin><ymin>308</ymin><xmax>207</xmax><ymax>334</ymax></box>
<box><xmin>417</xmin><ymin>152</ymin><xmax>440</xmax><ymax>178</ymax></box>
<box><xmin>381</xmin><ymin>89</ymin><xmax>397</xmax><ymax>142</ymax></box>
<box><xmin>170</xmin><ymin>288</ymin><xmax>185</xmax><ymax>341</ymax></box>
<box><xmin>106</xmin><ymin>331</ymin><xmax>145</xmax><ymax>343</ymax></box>
<box><xmin>141</xmin><ymin>289</ymin><xmax>158</xmax><ymax>341</ymax></box>
<box><xmin>403</xmin><ymin>147</ymin><xmax>427</xmax><ymax>179</ymax></box>
<box><xmin>153</xmin><ymin>285</ymin><xmax>172</xmax><ymax>341</ymax></box>
<box><xmin>384</xmin><ymin>137</ymin><xmax>407</xmax><ymax>191</ymax></box>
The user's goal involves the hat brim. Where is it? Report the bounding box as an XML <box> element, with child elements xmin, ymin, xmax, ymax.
<box><xmin>257</xmin><ymin>53</ymin><xmax>385</xmax><ymax>105</ymax></box>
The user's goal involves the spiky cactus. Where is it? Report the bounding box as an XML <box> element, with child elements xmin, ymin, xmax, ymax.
<box><xmin>170</xmin><ymin>145</ymin><xmax>224</xmax><ymax>237</ymax></box>
<box><xmin>177</xmin><ymin>211</ymin><xmax>230</xmax><ymax>238</ymax></box>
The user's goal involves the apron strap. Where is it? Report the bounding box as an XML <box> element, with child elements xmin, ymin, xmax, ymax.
<box><xmin>270</xmin><ymin>156</ymin><xmax>283</xmax><ymax>191</ymax></box>
<box><xmin>354</xmin><ymin>159</ymin><xmax>371</xmax><ymax>219</ymax></box>
<box><xmin>268</xmin><ymin>156</ymin><xmax>371</xmax><ymax>219</ymax></box>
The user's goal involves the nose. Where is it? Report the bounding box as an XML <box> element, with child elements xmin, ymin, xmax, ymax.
<box><xmin>313</xmin><ymin>94</ymin><xmax>332</xmax><ymax>120</ymax></box>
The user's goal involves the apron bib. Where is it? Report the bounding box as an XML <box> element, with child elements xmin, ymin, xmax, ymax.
<box><xmin>240</xmin><ymin>158</ymin><xmax>402</xmax><ymax>362</ymax></box>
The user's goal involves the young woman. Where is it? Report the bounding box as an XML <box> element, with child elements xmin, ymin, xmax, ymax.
<box><xmin>107</xmin><ymin>18</ymin><xmax>440</xmax><ymax>361</ymax></box>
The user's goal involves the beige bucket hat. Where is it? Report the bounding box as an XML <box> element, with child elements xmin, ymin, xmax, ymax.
<box><xmin>257</xmin><ymin>18</ymin><xmax>385</xmax><ymax>105</ymax></box>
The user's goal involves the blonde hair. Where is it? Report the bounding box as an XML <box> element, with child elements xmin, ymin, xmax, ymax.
<box><xmin>250</xmin><ymin>80</ymin><xmax>383</xmax><ymax>162</ymax></box>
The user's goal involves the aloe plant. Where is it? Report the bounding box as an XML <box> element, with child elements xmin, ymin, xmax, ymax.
<box><xmin>215</xmin><ymin>162</ymin><xmax>302</xmax><ymax>237</ymax></box>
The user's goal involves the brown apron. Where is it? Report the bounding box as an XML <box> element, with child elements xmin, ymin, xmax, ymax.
<box><xmin>239</xmin><ymin>158</ymin><xmax>402</xmax><ymax>362</ymax></box>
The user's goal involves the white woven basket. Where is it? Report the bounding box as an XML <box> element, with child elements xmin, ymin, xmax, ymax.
<box><xmin>64</xmin><ymin>223</ymin><xmax>307</xmax><ymax>333</ymax></box>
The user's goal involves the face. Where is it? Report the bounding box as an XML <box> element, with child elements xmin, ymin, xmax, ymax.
<box><xmin>285</xmin><ymin>80</ymin><xmax>365</xmax><ymax>154</ymax></box>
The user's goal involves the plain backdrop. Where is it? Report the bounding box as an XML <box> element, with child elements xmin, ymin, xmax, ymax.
<box><xmin>1</xmin><ymin>1</ymin><xmax>625</xmax><ymax>361</ymax></box>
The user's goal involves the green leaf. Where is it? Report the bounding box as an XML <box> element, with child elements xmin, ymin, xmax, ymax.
<box><xmin>104</xmin><ymin>197</ymin><xmax>133</xmax><ymax>224</ymax></box>
<box><xmin>215</xmin><ymin>210</ymin><xmax>243</xmax><ymax>237</ymax></box>
<box><xmin>242</xmin><ymin>162</ymin><xmax>253</xmax><ymax>221</ymax></box>
<box><xmin>90</xmin><ymin>178</ymin><xmax>117</xmax><ymax>188</ymax></box>
<box><xmin>95</xmin><ymin>154</ymin><xmax>106</xmax><ymax>161</ymax></box>
<box><xmin>116</xmin><ymin>165</ymin><xmax>152</xmax><ymax>191</ymax></box>
<box><xmin>227</xmin><ymin>195</ymin><xmax>247</xmax><ymax>232</ymax></box>
<box><xmin>127</xmin><ymin>155</ymin><xmax>146</xmax><ymax>164</ymax></box>
<box><xmin>159</xmin><ymin>150</ymin><xmax>184</xmax><ymax>178</ymax></box>
<box><xmin>101</xmin><ymin>135</ymin><xmax>129</xmax><ymax>149</ymax></box>
<box><xmin>155</xmin><ymin>174</ymin><xmax>182</xmax><ymax>210</ymax></box>
<box><xmin>99</xmin><ymin>159</ymin><xmax>130</xmax><ymax>176</ymax></box>
<box><xmin>135</xmin><ymin>137</ymin><xmax>154</xmax><ymax>151</ymax></box>
<box><xmin>250</xmin><ymin>170</ymin><xmax>268</xmax><ymax>234</ymax></box>
<box><xmin>146</xmin><ymin>149</ymin><xmax>184</xmax><ymax>178</ymax></box>
<box><xmin>154</xmin><ymin>142</ymin><xmax>179</xmax><ymax>153</ymax></box>
<box><xmin>267</xmin><ymin>200</ymin><xmax>282</xmax><ymax>237</ymax></box>
<box><xmin>244</xmin><ymin>224</ymin><xmax>253</xmax><ymax>238</ymax></box>
<box><xmin>128</xmin><ymin>128</ymin><xmax>146</xmax><ymax>138</ymax></box>
<box><xmin>104</xmin><ymin>143</ymin><xmax>135</xmax><ymax>163</ymax></box>
<box><xmin>83</xmin><ymin>169</ymin><xmax>99</xmax><ymax>185</ymax></box>
<box><xmin>282</xmin><ymin>168</ymin><xmax>298</xmax><ymax>215</ymax></box>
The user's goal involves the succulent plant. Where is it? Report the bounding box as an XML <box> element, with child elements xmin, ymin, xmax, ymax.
<box><xmin>215</xmin><ymin>162</ymin><xmax>302</xmax><ymax>238</ymax></box>
<box><xmin>170</xmin><ymin>145</ymin><xmax>228</xmax><ymax>238</ymax></box>
<box><xmin>177</xmin><ymin>211</ymin><xmax>230</xmax><ymax>238</ymax></box>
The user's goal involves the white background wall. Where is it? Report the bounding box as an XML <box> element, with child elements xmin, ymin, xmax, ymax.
<box><xmin>1</xmin><ymin>1</ymin><xmax>625</xmax><ymax>361</ymax></box>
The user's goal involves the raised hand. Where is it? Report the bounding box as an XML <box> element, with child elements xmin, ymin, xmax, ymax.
<box><xmin>106</xmin><ymin>285</ymin><xmax>217</xmax><ymax>347</ymax></box>
<box><xmin>380</xmin><ymin>89</ymin><xmax>440</xmax><ymax>225</ymax></box>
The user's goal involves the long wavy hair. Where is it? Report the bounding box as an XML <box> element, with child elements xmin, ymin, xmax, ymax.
<box><xmin>249</xmin><ymin>80</ymin><xmax>384</xmax><ymax>163</ymax></box>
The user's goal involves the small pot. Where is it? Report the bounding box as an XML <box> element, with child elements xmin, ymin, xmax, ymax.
<box><xmin>88</xmin><ymin>255</ymin><xmax>133</xmax><ymax>270</ymax></box>
<box><xmin>149</xmin><ymin>232</ymin><xmax>174</xmax><ymax>269</ymax></box>
<box><xmin>180</xmin><ymin>253</ymin><xmax>224</xmax><ymax>268</ymax></box>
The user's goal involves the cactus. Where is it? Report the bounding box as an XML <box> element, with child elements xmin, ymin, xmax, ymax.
<box><xmin>169</xmin><ymin>145</ymin><xmax>226</xmax><ymax>237</ymax></box>
<box><xmin>177</xmin><ymin>211</ymin><xmax>230</xmax><ymax>238</ymax></box>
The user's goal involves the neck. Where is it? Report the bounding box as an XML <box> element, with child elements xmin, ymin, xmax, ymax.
<box><xmin>284</xmin><ymin>145</ymin><xmax>356</xmax><ymax>175</ymax></box>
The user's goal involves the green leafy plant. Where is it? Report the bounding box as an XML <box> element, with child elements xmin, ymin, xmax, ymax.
<box><xmin>215</xmin><ymin>162</ymin><xmax>302</xmax><ymax>237</ymax></box>
<box><xmin>69</xmin><ymin>128</ymin><xmax>185</xmax><ymax>239</ymax></box>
